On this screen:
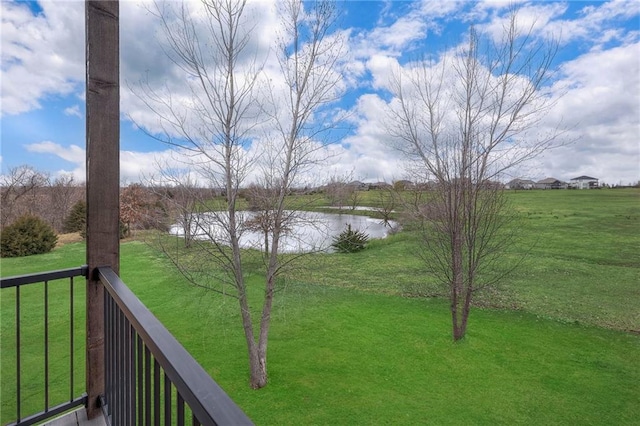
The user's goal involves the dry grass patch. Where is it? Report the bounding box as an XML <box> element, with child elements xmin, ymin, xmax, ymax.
<box><xmin>55</xmin><ymin>232</ymin><xmax>83</xmax><ymax>247</ymax></box>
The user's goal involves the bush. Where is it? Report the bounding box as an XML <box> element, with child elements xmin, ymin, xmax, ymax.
<box><xmin>63</xmin><ymin>200</ymin><xmax>86</xmax><ymax>234</ymax></box>
<box><xmin>331</xmin><ymin>224</ymin><xmax>369</xmax><ymax>253</ymax></box>
<box><xmin>1</xmin><ymin>215</ymin><xmax>58</xmax><ymax>257</ymax></box>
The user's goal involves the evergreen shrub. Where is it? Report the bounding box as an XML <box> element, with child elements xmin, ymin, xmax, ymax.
<box><xmin>1</xmin><ymin>215</ymin><xmax>58</xmax><ymax>257</ymax></box>
<box><xmin>331</xmin><ymin>224</ymin><xmax>369</xmax><ymax>253</ymax></box>
<box><xmin>63</xmin><ymin>200</ymin><xmax>86</xmax><ymax>234</ymax></box>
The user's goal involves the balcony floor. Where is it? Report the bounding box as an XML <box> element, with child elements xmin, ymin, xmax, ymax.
<box><xmin>41</xmin><ymin>408</ymin><xmax>106</xmax><ymax>426</ymax></box>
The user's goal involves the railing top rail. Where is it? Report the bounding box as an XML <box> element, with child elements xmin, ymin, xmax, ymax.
<box><xmin>0</xmin><ymin>265</ymin><xmax>88</xmax><ymax>289</ymax></box>
<box><xmin>98</xmin><ymin>266</ymin><xmax>254</xmax><ymax>426</ymax></box>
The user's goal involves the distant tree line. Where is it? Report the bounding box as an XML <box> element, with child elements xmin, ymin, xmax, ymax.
<box><xmin>0</xmin><ymin>163</ymin><xmax>415</xmax><ymax>239</ymax></box>
<box><xmin>1</xmin><ymin>165</ymin><xmax>83</xmax><ymax>232</ymax></box>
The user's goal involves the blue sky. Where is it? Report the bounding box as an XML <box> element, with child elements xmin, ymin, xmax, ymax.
<box><xmin>1</xmin><ymin>0</ymin><xmax>639</xmax><ymax>185</ymax></box>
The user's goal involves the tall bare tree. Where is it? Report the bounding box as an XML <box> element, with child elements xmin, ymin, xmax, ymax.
<box><xmin>249</xmin><ymin>0</ymin><xmax>344</xmax><ymax>388</ymax></box>
<box><xmin>139</xmin><ymin>0</ymin><xmax>342</xmax><ymax>388</ymax></box>
<box><xmin>139</xmin><ymin>0</ymin><xmax>264</xmax><ymax>388</ymax></box>
<box><xmin>388</xmin><ymin>10</ymin><xmax>563</xmax><ymax>341</ymax></box>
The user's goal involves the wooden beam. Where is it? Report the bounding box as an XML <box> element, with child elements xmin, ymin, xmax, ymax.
<box><xmin>85</xmin><ymin>0</ymin><xmax>119</xmax><ymax>419</ymax></box>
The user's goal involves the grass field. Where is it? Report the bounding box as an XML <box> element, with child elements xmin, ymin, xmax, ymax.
<box><xmin>1</xmin><ymin>188</ymin><xmax>639</xmax><ymax>424</ymax></box>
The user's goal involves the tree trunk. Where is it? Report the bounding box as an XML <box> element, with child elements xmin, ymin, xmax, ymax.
<box><xmin>255</xmin><ymin>274</ymin><xmax>275</xmax><ymax>389</ymax></box>
<box><xmin>451</xmin><ymin>288</ymin><xmax>465</xmax><ymax>341</ymax></box>
<box><xmin>451</xmin><ymin>221</ymin><xmax>465</xmax><ymax>341</ymax></box>
<box><xmin>237</xmin><ymin>289</ymin><xmax>268</xmax><ymax>389</ymax></box>
<box><xmin>248</xmin><ymin>342</ymin><xmax>268</xmax><ymax>389</ymax></box>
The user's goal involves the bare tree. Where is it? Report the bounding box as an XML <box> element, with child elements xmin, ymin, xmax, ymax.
<box><xmin>324</xmin><ymin>175</ymin><xmax>348</xmax><ymax>208</ymax></box>
<box><xmin>140</xmin><ymin>0</ymin><xmax>265</xmax><ymax>389</ymax></box>
<box><xmin>242</xmin><ymin>0</ymin><xmax>344</xmax><ymax>387</ymax></box>
<box><xmin>162</xmin><ymin>174</ymin><xmax>200</xmax><ymax>248</ymax></box>
<box><xmin>375</xmin><ymin>186</ymin><xmax>396</xmax><ymax>227</ymax></box>
<box><xmin>1</xmin><ymin>165</ymin><xmax>49</xmax><ymax>228</ymax></box>
<box><xmin>388</xmin><ymin>10</ymin><xmax>563</xmax><ymax>341</ymax></box>
<box><xmin>48</xmin><ymin>173</ymin><xmax>81</xmax><ymax>232</ymax></box>
<box><xmin>139</xmin><ymin>0</ymin><xmax>342</xmax><ymax>389</ymax></box>
<box><xmin>324</xmin><ymin>173</ymin><xmax>356</xmax><ymax>209</ymax></box>
<box><xmin>242</xmin><ymin>183</ymin><xmax>281</xmax><ymax>254</ymax></box>
<box><xmin>347</xmin><ymin>183</ymin><xmax>361</xmax><ymax>211</ymax></box>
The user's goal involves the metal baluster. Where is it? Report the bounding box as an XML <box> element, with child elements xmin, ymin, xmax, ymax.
<box><xmin>124</xmin><ymin>316</ymin><xmax>130</xmax><ymax>424</ymax></box>
<box><xmin>145</xmin><ymin>345</ymin><xmax>151</xmax><ymax>426</ymax></box>
<box><xmin>177</xmin><ymin>393</ymin><xmax>185</xmax><ymax>426</ymax></box>
<box><xmin>138</xmin><ymin>334</ymin><xmax>143</xmax><ymax>424</ymax></box>
<box><xmin>105</xmin><ymin>291</ymin><xmax>112</xmax><ymax>420</ymax></box>
<box><xmin>129</xmin><ymin>323</ymin><xmax>136</xmax><ymax>425</ymax></box>
<box><xmin>119</xmin><ymin>308</ymin><xmax>126</xmax><ymax>426</ymax></box>
<box><xmin>154</xmin><ymin>358</ymin><xmax>161</xmax><ymax>425</ymax></box>
<box><xmin>16</xmin><ymin>284</ymin><xmax>21</xmax><ymax>421</ymax></box>
<box><xmin>44</xmin><ymin>280</ymin><xmax>49</xmax><ymax>411</ymax></box>
<box><xmin>164</xmin><ymin>372</ymin><xmax>171</xmax><ymax>426</ymax></box>
<box><xmin>70</xmin><ymin>276</ymin><xmax>74</xmax><ymax>401</ymax></box>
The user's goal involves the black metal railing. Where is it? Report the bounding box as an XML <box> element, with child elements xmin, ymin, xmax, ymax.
<box><xmin>1</xmin><ymin>266</ymin><xmax>89</xmax><ymax>426</ymax></box>
<box><xmin>2</xmin><ymin>265</ymin><xmax>253</xmax><ymax>426</ymax></box>
<box><xmin>98</xmin><ymin>266</ymin><xmax>253</xmax><ymax>426</ymax></box>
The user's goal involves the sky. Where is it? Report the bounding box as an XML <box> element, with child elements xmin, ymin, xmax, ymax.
<box><xmin>1</xmin><ymin>0</ymin><xmax>639</xmax><ymax>186</ymax></box>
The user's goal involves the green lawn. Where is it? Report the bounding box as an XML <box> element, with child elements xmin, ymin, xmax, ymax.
<box><xmin>1</xmin><ymin>189</ymin><xmax>639</xmax><ymax>424</ymax></box>
<box><xmin>504</xmin><ymin>189</ymin><xmax>640</xmax><ymax>331</ymax></box>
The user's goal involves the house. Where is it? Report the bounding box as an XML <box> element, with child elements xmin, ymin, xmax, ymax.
<box><xmin>536</xmin><ymin>177</ymin><xmax>567</xmax><ymax>190</ymax></box>
<box><xmin>393</xmin><ymin>179</ymin><xmax>414</xmax><ymax>190</ymax></box>
<box><xmin>506</xmin><ymin>178</ymin><xmax>536</xmax><ymax>190</ymax></box>
<box><xmin>369</xmin><ymin>181</ymin><xmax>392</xmax><ymax>190</ymax></box>
<box><xmin>347</xmin><ymin>180</ymin><xmax>369</xmax><ymax>190</ymax></box>
<box><xmin>570</xmin><ymin>175</ymin><xmax>599</xmax><ymax>189</ymax></box>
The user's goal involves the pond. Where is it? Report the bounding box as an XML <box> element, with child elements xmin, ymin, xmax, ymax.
<box><xmin>169</xmin><ymin>210</ymin><xmax>398</xmax><ymax>253</ymax></box>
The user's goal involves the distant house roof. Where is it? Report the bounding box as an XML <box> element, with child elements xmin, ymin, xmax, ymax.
<box><xmin>537</xmin><ymin>177</ymin><xmax>563</xmax><ymax>184</ymax></box>
<box><xmin>508</xmin><ymin>178</ymin><xmax>535</xmax><ymax>185</ymax></box>
<box><xmin>571</xmin><ymin>176</ymin><xmax>598</xmax><ymax>181</ymax></box>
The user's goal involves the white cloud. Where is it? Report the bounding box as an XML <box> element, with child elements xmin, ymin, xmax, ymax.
<box><xmin>533</xmin><ymin>41</ymin><xmax>640</xmax><ymax>184</ymax></box>
<box><xmin>27</xmin><ymin>141</ymin><xmax>84</xmax><ymax>163</ymax></box>
<box><xmin>476</xmin><ymin>2</ymin><xmax>568</xmax><ymax>43</ymax></box>
<box><xmin>1</xmin><ymin>1</ymin><xmax>85</xmax><ymax>115</ymax></box>
<box><xmin>368</xmin><ymin>16</ymin><xmax>427</xmax><ymax>52</ymax></box>
<box><xmin>366</xmin><ymin>54</ymin><xmax>400</xmax><ymax>91</ymax></box>
<box><xmin>120</xmin><ymin>0</ymin><xmax>283</xmax><ymax>138</ymax></box>
<box><xmin>3</xmin><ymin>1</ymin><xmax>639</xmax><ymax>186</ymax></box>
<box><xmin>63</xmin><ymin>105</ymin><xmax>82</xmax><ymax>118</ymax></box>
<box><xmin>346</xmin><ymin>8</ymin><xmax>640</xmax><ymax>185</ymax></box>
<box><xmin>350</xmin><ymin>0</ymin><xmax>462</xmax><ymax>61</ymax></box>
<box><xmin>475</xmin><ymin>0</ymin><xmax>640</xmax><ymax>48</ymax></box>
<box><xmin>339</xmin><ymin>94</ymin><xmax>405</xmax><ymax>181</ymax></box>
<box><xmin>24</xmin><ymin>140</ymin><xmax>195</xmax><ymax>184</ymax></box>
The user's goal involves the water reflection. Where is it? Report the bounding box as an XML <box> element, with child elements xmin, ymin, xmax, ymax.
<box><xmin>169</xmin><ymin>211</ymin><xmax>397</xmax><ymax>253</ymax></box>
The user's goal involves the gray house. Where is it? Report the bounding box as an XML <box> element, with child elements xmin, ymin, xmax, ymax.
<box><xmin>347</xmin><ymin>180</ymin><xmax>369</xmax><ymax>190</ymax></box>
<box><xmin>506</xmin><ymin>178</ymin><xmax>536</xmax><ymax>189</ymax></box>
<box><xmin>570</xmin><ymin>176</ymin><xmax>599</xmax><ymax>189</ymax></box>
<box><xmin>536</xmin><ymin>177</ymin><xmax>567</xmax><ymax>190</ymax></box>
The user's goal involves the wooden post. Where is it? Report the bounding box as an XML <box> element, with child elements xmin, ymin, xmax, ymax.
<box><xmin>85</xmin><ymin>0</ymin><xmax>119</xmax><ymax>419</ymax></box>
